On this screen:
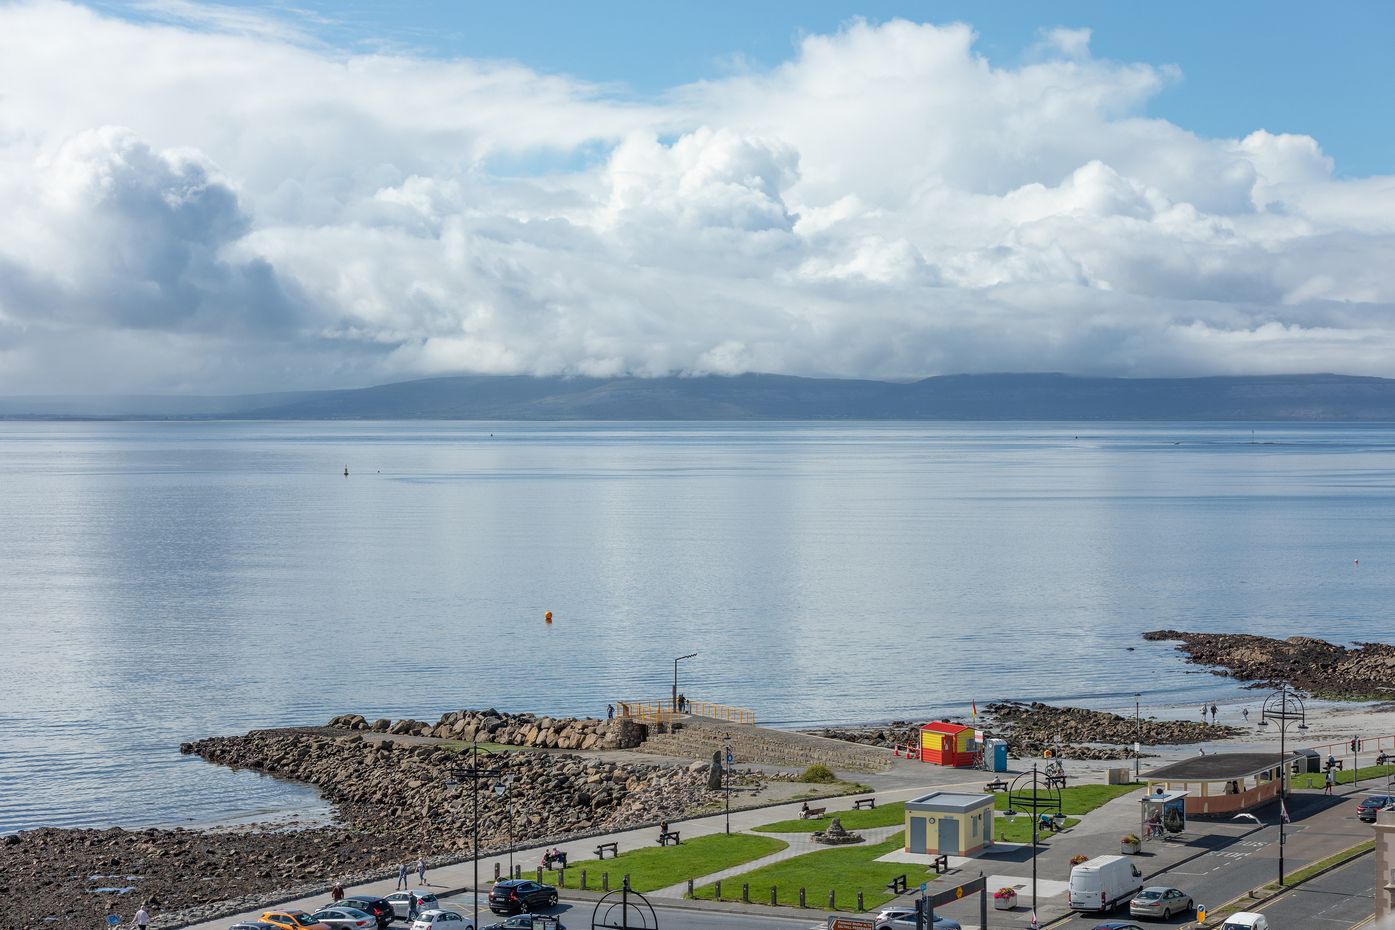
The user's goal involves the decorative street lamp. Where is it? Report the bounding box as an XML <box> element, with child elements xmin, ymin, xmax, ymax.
<box><xmin>1257</xmin><ymin>685</ymin><xmax>1307</xmax><ymax>886</ymax></box>
<box><xmin>446</xmin><ymin>741</ymin><xmax>504</xmax><ymax>930</ymax></box>
<box><xmin>493</xmin><ymin>774</ymin><xmax>516</xmax><ymax>876</ymax></box>
<box><xmin>723</xmin><ymin>733</ymin><xmax>732</xmax><ymax>835</ymax></box>
<box><xmin>995</xmin><ymin>764</ymin><xmax>1062</xmax><ymax>921</ymax></box>
<box><xmin>672</xmin><ymin>652</ymin><xmax>697</xmax><ymax>713</ymax></box>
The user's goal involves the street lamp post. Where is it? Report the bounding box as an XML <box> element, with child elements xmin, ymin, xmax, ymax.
<box><xmin>1134</xmin><ymin>693</ymin><xmax>1142</xmax><ymax>780</ymax></box>
<box><xmin>447</xmin><ymin>741</ymin><xmax>503</xmax><ymax>930</ymax></box>
<box><xmin>672</xmin><ymin>652</ymin><xmax>697</xmax><ymax>712</ymax></box>
<box><xmin>723</xmin><ymin>733</ymin><xmax>732</xmax><ymax>834</ymax></box>
<box><xmin>1258</xmin><ymin>685</ymin><xmax>1307</xmax><ymax>887</ymax></box>
<box><xmin>492</xmin><ymin>775</ymin><xmax>516</xmax><ymax>876</ymax></box>
<box><xmin>997</xmin><ymin>764</ymin><xmax>1061</xmax><ymax>923</ymax></box>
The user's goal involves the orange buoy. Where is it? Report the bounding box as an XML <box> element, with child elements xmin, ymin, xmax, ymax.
<box><xmin>544</xmin><ymin>611</ymin><xmax>553</xmax><ymax>623</ymax></box>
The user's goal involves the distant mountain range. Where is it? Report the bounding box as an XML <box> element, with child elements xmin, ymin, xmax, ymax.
<box><xmin>8</xmin><ymin>373</ymin><xmax>1395</xmax><ymax>420</ymax></box>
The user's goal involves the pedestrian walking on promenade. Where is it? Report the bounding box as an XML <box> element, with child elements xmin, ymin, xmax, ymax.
<box><xmin>331</xmin><ymin>881</ymin><xmax>345</xmax><ymax>902</ymax></box>
<box><xmin>1200</xmin><ymin>704</ymin><xmax>1208</xmax><ymax>722</ymax></box>
<box><xmin>417</xmin><ymin>857</ymin><xmax>427</xmax><ymax>886</ymax></box>
<box><xmin>397</xmin><ymin>861</ymin><xmax>409</xmax><ymax>890</ymax></box>
<box><xmin>1325</xmin><ymin>768</ymin><xmax>1335</xmax><ymax>795</ymax></box>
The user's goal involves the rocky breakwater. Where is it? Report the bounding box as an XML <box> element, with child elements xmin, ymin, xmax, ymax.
<box><xmin>985</xmin><ymin>701</ymin><xmax>1242</xmax><ymax>759</ymax></box>
<box><xmin>325</xmin><ymin>708</ymin><xmax>645</xmax><ymax>751</ymax></box>
<box><xmin>3</xmin><ymin>714</ymin><xmax>715</xmax><ymax>929</ymax></box>
<box><xmin>1144</xmin><ymin>630</ymin><xmax>1395</xmax><ymax>700</ymax></box>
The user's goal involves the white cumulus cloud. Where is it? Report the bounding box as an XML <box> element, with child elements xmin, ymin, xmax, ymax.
<box><xmin>0</xmin><ymin>2</ymin><xmax>1393</xmax><ymax>393</ymax></box>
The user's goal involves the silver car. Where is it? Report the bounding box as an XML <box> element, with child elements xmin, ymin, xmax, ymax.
<box><xmin>874</xmin><ymin>908</ymin><xmax>962</xmax><ymax>930</ymax></box>
<box><xmin>1130</xmin><ymin>886</ymin><xmax>1193</xmax><ymax>920</ymax></box>
<box><xmin>386</xmin><ymin>892</ymin><xmax>441</xmax><ymax>919</ymax></box>
<box><xmin>310</xmin><ymin>907</ymin><xmax>378</xmax><ymax>929</ymax></box>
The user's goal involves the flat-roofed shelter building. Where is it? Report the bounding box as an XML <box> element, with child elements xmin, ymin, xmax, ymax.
<box><xmin>904</xmin><ymin>791</ymin><xmax>995</xmax><ymax>855</ymax></box>
<box><xmin>1144</xmin><ymin>752</ymin><xmax>1300</xmax><ymax>816</ymax></box>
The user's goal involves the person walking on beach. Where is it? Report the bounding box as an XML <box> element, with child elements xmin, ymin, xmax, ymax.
<box><xmin>1325</xmin><ymin>768</ymin><xmax>1335</xmax><ymax>795</ymax></box>
<box><xmin>1210</xmin><ymin>703</ymin><xmax>1218</xmax><ymax>723</ymax></box>
<box><xmin>396</xmin><ymin>861</ymin><xmax>409</xmax><ymax>890</ymax></box>
<box><xmin>1242</xmin><ymin>707</ymin><xmax>1250</xmax><ymax>723</ymax></box>
<box><xmin>132</xmin><ymin>904</ymin><xmax>151</xmax><ymax>929</ymax></box>
<box><xmin>1200</xmin><ymin>704</ymin><xmax>1208</xmax><ymax>722</ymax></box>
<box><xmin>416</xmin><ymin>857</ymin><xmax>427</xmax><ymax>886</ymax></box>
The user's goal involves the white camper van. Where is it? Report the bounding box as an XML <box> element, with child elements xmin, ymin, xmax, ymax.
<box><xmin>1068</xmin><ymin>855</ymin><xmax>1143</xmax><ymax>912</ymax></box>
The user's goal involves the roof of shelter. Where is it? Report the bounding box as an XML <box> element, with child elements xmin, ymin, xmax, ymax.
<box><xmin>1144</xmin><ymin>752</ymin><xmax>1300</xmax><ymax>781</ymax></box>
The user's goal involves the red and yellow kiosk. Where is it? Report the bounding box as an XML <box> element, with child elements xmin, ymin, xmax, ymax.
<box><xmin>920</xmin><ymin>721</ymin><xmax>977</xmax><ymax>766</ymax></box>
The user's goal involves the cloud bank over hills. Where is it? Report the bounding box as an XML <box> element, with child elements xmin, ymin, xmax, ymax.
<box><xmin>1</xmin><ymin>2</ymin><xmax>1393</xmax><ymax>393</ymax></box>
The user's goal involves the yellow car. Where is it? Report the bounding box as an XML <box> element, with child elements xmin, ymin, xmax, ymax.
<box><xmin>259</xmin><ymin>910</ymin><xmax>332</xmax><ymax>930</ymax></box>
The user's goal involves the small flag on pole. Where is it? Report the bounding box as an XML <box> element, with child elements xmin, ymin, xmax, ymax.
<box><xmin>972</xmin><ymin>700</ymin><xmax>978</xmax><ymax>719</ymax></box>
<box><xmin>1280</xmin><ymin>799</ymin><xmax>1291</xmax><ymax>824</ymax></box>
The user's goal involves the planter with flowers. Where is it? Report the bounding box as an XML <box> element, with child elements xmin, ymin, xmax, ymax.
<box><xmin>1121</xmin><ymin>833</ymin><xmax>1141</xmax><ymax>854</ymax></box>
<box><xmin>993</xmin><ymin>887</ymin><xmax>1018</xmax><ymax>910</ymax></box>
<box><xmin>1070</xmin><ymin>854</ymin><xmax>1090</xmax><ymax>867</ymax></box>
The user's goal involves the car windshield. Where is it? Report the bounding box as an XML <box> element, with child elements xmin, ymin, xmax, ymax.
<box><xmin>1223</xmin><ymin>922</ymin><xmax>1255</xmax><ymax>930</ymax></box>
<box><xmin>295</xmin><ymin>917</ymin><xmax>320</xmax><ymax>927</ymax></box>
<box><xmin>1137</xmin><ymin>891</ymin><xmax>1162</xmax><ymax>900</ymax></box>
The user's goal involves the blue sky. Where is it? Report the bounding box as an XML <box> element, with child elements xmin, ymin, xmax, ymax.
<box><xmin>3</xmin><ymin>1</ymin><xmax>1395</xmax><ymax>392</ymax></box>
<box><xmin>114</xmin><ymin>1</ymin><xmax>1394</xmax><ymax>177</ymax></box>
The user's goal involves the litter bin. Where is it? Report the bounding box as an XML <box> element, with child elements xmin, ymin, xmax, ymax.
<box><xmin>987</xmin><ymin>738</ymin><xmax>1008</xmax><ymax>772</ymax></box>
<box><xmin>1294</xmin><ymin>748</ymin><xmax>1321</xmax><ymax>774</ymax></box>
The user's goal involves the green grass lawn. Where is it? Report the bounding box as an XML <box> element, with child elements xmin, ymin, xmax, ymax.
<box><xmin>753</xmin><ymin>801</ymin><xmax>906</xmax><ymax>833</ymax></box>
<box><xmin>1292</xmin><ymin>764</ymin><xmax>1395</xmax><ymax>790</ymax></box>
<box><xmin>992</xmin><ymin>782</ymin><xmax>1141</xmax><ymax>815</ymax></box>
<box><xmin>541</xmin><ymin>833</ymin><xmax>787</xmax><ymax>892</ymax></box>
<box><xmin>692</xmin><ymin>832</ymin><xmax>931</xmax><ymax>911</ymax></box>
<box><xmin>993</xmin><ymin>813</ymin><xmax>1081</xmax><ymax>843</ymax></box>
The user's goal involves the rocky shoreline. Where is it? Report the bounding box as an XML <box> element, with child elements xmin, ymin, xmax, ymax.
<box><xmin>1144</xmin><ymin>630</ymin><xmax>1395</xmax><ymax>700</ymax></box>
<box><xmin>807</xmin><ymin>702</ymin><xmax>1240</xmax><ymax>761</ymax></box>
<box><xmin>1</xmin><ymin>710</ymin><xmax>727</xmax><ymax>929</ymax></box>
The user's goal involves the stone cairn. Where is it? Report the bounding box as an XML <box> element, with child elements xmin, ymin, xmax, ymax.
<box><xmin>812</xmin><ymin>817</ymin><xmax>864</xmax><ymax>845</ymax></box>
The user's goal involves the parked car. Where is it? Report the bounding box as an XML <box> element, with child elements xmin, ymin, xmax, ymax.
<box><xmin>311</xmin><ymin>906</ymin><xmax>378</xmax><ymax>929</ymax></box>
<box><xmin>260</xmin><ymin>911</ymin><xmax>332</xmax><ymax>930</ymax></box>
<box><xmin>872</xmin><ymin>907</ymin><xmax>962</xmax><ymax>930</ymax></box>
<box><xmin>229</xmin><ymin>924</ymin><xmax>279</xmax><ymax>930</ymax></box>
<box><xmin>1091</xmin><ymin>922</ymin><xmax>1147</xmax><ymax>930</ymax></box>
<box><xmin>338</xmin><ymin>895</ymin><xmax>396</xmax><ymax>929</ymax></box>
<box><xmin>487</xmin><ymin>880</ymin><xmax>558</xmax><ymax>915</ymax></box>
<box><xmin>1129</xmin><ymin>887</ymin><xmax>1193</xmax><ymax>920</ymax></box>
<box><xmin>410</xmin><ymin>909</ymin><xmax>473</xmax><ymax>930</ymax></box>
<box><xmin>386</xmin><ymin>892</ymin><xmax>441</xmax><ymax>919</ymax></box>
<box><xmin>481</xmin><ymin>918</ymin><xmax>565</xmax><ymax>930</ymax></box>
<box><xmin>1357</xmin><ymin>795</ymin><xmax>1395</xmax><ymax>823</ymax></box>
<box><xmin>1069</xmin><ymin>855</ymin><xmax>1144</xmax><ymax>912</ymax></box>
<box><xmin>1220</xmin><ymin>913</ymin><xmax>1270</xmax><ymax>930</ymax></box>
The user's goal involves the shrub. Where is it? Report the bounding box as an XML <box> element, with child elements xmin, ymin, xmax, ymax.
<box><xmin>1070</xmin><ymin>854</ymin><xmax>1089</xmax><ymax>866</ymax></box>
<box><xmin>1121</xmin><ymin>834</ymin><xmax>1140</xmax><ymax>844</ymax></box>
<box><xmin>797</xmin><ymin>764</ymin><xmax>836</xmax><ymax>784</ymax></box>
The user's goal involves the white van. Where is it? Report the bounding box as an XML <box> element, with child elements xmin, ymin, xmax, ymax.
<box><xmin>1068</xmin><ymin>855</ymin><xmax>1143</xmax><ymax>912</ymax></box>
<box><xmin>1221</xmin><ymin>913</ymin><xmax>1270</xmax><ymax>930</ymax></box>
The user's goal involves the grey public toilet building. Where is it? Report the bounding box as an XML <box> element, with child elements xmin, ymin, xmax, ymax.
<box><xmin>904</xmin><ymin>791</ymin><xmax>995</xmax><ymax>856</ymax></box>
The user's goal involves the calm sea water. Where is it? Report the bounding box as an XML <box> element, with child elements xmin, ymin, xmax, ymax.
<box><xmin>3</xmin><ymin>420</ymin><xmax>1394</xmax><ymax>833</ymax></box>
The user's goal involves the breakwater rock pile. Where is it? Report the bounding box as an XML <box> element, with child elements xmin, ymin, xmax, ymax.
<box><xmin>1144</xmin><ymin>630</ymin><xmax>1395</xmax><ymax>700</ymax></box>
<box><xmin>985</xmin><ymin>701</ymin><xmax>1242</xmax><ymax>759</ymax></box>
<box><xmin>325</xmin><ymin>709</ymin><xmax>645</xmax><ymax>751</ymax></box>
<box><xmin>184</xmin><ymin>729</ymin><xmax>714</xmax><ymax>846</ymax></box>
<box><xmin>9</xmin><ymin>714</ymin><xmax>722</xmax><ymax>928</ymax></box>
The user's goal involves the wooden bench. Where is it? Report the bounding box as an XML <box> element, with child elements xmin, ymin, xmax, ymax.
<box><xmin>1045</xmin><ymin>774</ymin><xmax>1067</xmax><ymax>789</ymax></box>
<box><xmin>594</xmin><ymin>842</ymin><xmax>619</xmax><ymax>859</ymax></box>
<box><xmin>932</xmin><ymin>854</ymin><xmax>950</xmax><ymax>874</ymax></box>
<box><xmin>800</xmin><ymin>807</ymin><xmax>827</xmax><ymax>820</ymax></box>
<box><xmin>852</xmin><ymin>797</ymin><xmax>876</xmax><ymax>810</ymax></box>
<box><xmin>985</xmin><ymin>779</ymin><xmax>1009</xmax><ymax>792</ymax></box>
<box><xmin>885</xmin><ymin>874</ymin><xmax>908</xmax><ymax>894</ymax></box>
<box><xmin>656</xmin><ymin>831</ymin><xmax>681</xmax><ymax>846</ymax></box>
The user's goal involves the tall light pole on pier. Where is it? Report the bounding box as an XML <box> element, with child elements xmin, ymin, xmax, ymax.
<box><xmin>672</xmin><ymin>652</ymin><xmax>697</xmax><ymax>712</ymax></box>
<box><xmin>1258</xmin><ymin>686</ymin><xmax>1307</xmax><ymax>886</ymax></box>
